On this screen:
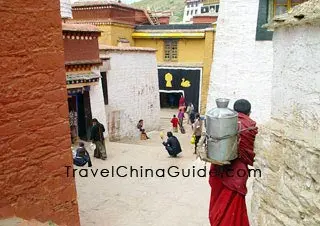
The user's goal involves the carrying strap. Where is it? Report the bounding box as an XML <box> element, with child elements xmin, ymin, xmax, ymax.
<box><xmin>206</xmin><ymin>126</ymin><xmax>257</xmax><ymax>142</ymax></box>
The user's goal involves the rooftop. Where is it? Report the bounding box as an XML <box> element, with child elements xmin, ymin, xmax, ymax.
<box><xmin>267</xmin><ymin>0</ymin><xmax>320</xmax><ymax>29</ymax></box>
<box><xmin>99</xmin><ymin>45</ymin><xmax>156</xmax><ymax>52</ymax></box>
<box><xmin>72</xmin><ymin>0</ymin><xmax>144</xmax><ymax>12</ymax></box>
<box><xmin>135</xmin><ymin>23</ymin><xmax>213</xmax><ymax>31</ymax></box>
<box><xmin>62</xmin><ymin>23</ymin><xmax>101</xmax><ymax>32</ymax></box>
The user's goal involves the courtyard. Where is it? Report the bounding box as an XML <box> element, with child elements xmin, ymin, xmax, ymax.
<box><xmin>74</xmin><ymin>109</ymin><xmax>254</xmax><ymax>226</ymax></box>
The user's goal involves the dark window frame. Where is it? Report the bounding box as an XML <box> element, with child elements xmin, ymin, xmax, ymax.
<box><xmin>255</xmin><ymin>0</ymin><xmax>273</xmax><ymax>41</ymax></box>
<box><xmin>164</xmin><ymin>39</ymin><xmax>178</xmax><ymax>62</ymax></box>
<box><xmin>101</xmin><ymin>72</ymin><xmax>109</xmax><ymax>105</ymax></box>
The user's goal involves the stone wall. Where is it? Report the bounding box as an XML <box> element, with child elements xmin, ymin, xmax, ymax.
<box><xmin>105</xmin><ymin>51</ymin><xmax>160</xmax><ymax>140</ymax></box>
<box><xmin>206</xmin><ymin>0</ymin><xmax>273</xmax><ymax>123</ymax></box>
<box><xmin>0</xmin><ymin>0</ymin><xmax>80</xmax><ymax>225</ymax></box>
<box><xmin>252</xmin><ymin>24</ymin><xmax>320</xmax><ymax>226</ymax></box>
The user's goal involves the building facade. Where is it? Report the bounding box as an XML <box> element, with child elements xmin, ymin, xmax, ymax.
<box><xmin>133</xmin><ymin>24</ymin><xmax>215</xmax><ymax>114</ymax></box>
<box><xmin>206</xmin><ymin>0</ymin><xmax>274</xmax><ymax>123</ymax></box>
<box><xmin>100</xmin><ymin>46</ymin><xmax>160</xmax><ymax>141</ymax></box>
<box><xmin>183</xmin><ymin>0</ymin><xmax>220</xmax><ymax>23</ymax></box>
<box><xmin>70</xmin><ymin>1</ymin><xmax>155</xmax><ymax>46</ymax></box>
<box><xmin>63</xmin><ymin>23</ymin><xmax>107</xmax><ymax>143</ymax></box>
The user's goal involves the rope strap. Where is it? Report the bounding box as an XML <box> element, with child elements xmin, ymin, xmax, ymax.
<box><xmin>206</xmin><ymin>126</ymin><xmax>257</xmax><ymax>142</ymax></box>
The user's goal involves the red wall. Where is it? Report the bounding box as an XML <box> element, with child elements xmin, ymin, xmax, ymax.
<box><xmin>0</xmin><ymin>0</ymin><xmax>80</xmax><ymax>225</ymax></box>
<box><xmin>158</xmin><ymin>16</ymin><xmax>170</xmax><ymax>25</ymax></box>
<box><xmin>63</xmin><ymin>35</ymin><xmax>100</xmax><ymax>63</ymax></box>
<box><xmin>72</xmin><ymin>6</ymin><xmax>150</xmax><ymax>25</ymax></box>
<box><xmin>192</xmin><ymin>16</ymin><xmax>217</xmax><ymax>24</ymax></box>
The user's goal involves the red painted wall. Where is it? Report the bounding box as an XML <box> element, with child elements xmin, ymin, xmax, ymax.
<box><xmin>63</xmin><ymin>35</ymin><xmax>100</xmax><ymax>63</ymax></box>
<box><xmin>0</xmin><ymin>0</ymin><xmax>80</xmax><ymax>225</ymax></box>
<box><xmin>192</xmin><ymin>16</ymin><xmax>217</xmax><ymax>24</ymax></box>
<box><xmin>72</xmin><ymin>6</ymin><xmax>150</xmax><ymax>25</ymax></box>
<box><xmin>158</xmin><ymin>16</ymin><xmax>170</xmax><ymax>25</ymax></box>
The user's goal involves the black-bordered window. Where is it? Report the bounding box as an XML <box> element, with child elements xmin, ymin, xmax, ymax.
<box><xmin>164</xmin><ymin>40</ymin><xmax>178</xmax><ymax>62</ymax></box>
<box><xmin>256</xmin><ymin>0</ymin><xmax>307</xmax><ymax>41</ymax></box>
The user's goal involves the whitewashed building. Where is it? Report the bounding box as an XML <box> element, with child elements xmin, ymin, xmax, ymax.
<box><xmin>252</xmin><ymin>1</ymin><xmax>320</xmax><ymax>225</ymax></box>
<box><xmin>183</xmin><ymin>0</ymin><xmax>220</xmax><ymax>23</ymax></box>
<box><xmin>207</xmin><ymin>0</ymin><xmax>319</xmax><ymax>225</ymax></box>
<box><xmin>100</xmin><ymin>45</ymin><xmax>161</xmax><ymax>141</ymax></box>
<box><xmin>206</xmin><ymin>0</ymin><xmax>275</xmax><ymax>123</ymax></box>
<box><xmin>60</xmin><ymin>0</ymin><xmax>72</xmax><ymax>19</ymax></box>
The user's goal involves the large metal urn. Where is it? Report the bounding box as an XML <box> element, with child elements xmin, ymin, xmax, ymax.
<box><xmin>205</xmin><ymin>98</ymin><xmax>238</xmax><ymax>163</ymax></box>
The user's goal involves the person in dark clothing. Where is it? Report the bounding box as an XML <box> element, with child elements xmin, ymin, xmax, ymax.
<box><xmin>90</xmin><ymin>118</ymin><xmax>107</xmax><ymax>160</ymax></box>
<box><xmin>162</xmin><ymin>132</ymin><xmax>182</xmax><ymax>157</ymax></box>
<box><xmin>189</xmin><ymin>110</ymin><xmax>196</xmax><ymax>126</ymax></box>
<box><xmin>73</xmin><ymin>142</ymin><xmax>92</xmax><ymax>167</ymax></box>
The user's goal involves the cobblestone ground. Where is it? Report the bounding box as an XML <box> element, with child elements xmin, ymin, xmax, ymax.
<box><xmin>73</xmin><ymin>109</ymin><xmax>253</xmax><ymax>226</ymax></box>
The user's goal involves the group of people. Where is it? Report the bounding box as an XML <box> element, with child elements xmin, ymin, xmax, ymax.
<box><xmin>73</xmin><ymin>118</ymin><xmax>107</xmax><ymax>167</ymax></box>
<box><xmin>72</xmin><ymin>97</ymin><xmax>258</xmax><ymax>226</ymax></box>
<box><xmin>164</xmin><ymin>98</ymin><xmax>259</xmax><ymax>226</ymax></box>
<box><xmin>162</xmin><ymin>94</ymin><xmax>203</xmax><ymax>157</ymax></box>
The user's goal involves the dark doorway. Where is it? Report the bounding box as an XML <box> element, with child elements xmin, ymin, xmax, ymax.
<box><xmin>68</xmin><ymin>96</ymin><xmax>77</xmax><ymax>143</ymax></box>
<box><xmin>159</xmin><ymin>92</ymin><xmax>182</xmax><ymax>108</ymax></box>
<box><xmin>158</xmin><ymin>68</ymin><xmax>201</xmax><ymax>112</ymax></box>
<box><xmin>77</xmin><ymin>90</ymin><xmax>92</xmax><ymax>141</ymax></box>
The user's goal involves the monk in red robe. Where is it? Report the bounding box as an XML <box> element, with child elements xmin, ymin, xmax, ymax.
<box><xmin>208</xmin><ymin>99</ymin><xmax>258</xmax><ymax>226</ymax></box>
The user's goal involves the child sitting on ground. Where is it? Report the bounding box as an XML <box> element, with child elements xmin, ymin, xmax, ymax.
<box><xmin>170</xmin><ymin>115</ymin><xmax>179</xmax><ymax>133</ymax></box>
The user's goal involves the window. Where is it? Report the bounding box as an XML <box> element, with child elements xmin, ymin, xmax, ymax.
<box><xmin>255</xmin><ymin>0</ymin><xmax>306</xmax><ymax>41</ymax></box>
<box><xmin>191</xmin><ymin>10</ymin><xmax>193</xmax><ymax>15</ymax></box>
<box><xmin>216</xmin><ymin>5</ymin><xmax>219</xmax><ymax>12</ymax></box>
<box><xmin>164</xmin><ymin>40</ymin><xmax>178</xmax><ymax>62</ymax></box>
<box><xmin>201</xmin><ymin>6</ymin><xmax>209</xmax><ymax>13</ymax></box>
<box><xmin>195</xmin><ymin>9</ymin><xmax>198</xmax><ymax>14</ymax></box>
<box><xmin>187</xmin><ymin>10</ymin><xmax>189</xmax><ymax>16</ymax></box>
<box><xmin>274</xmin><ymin>0</ymin><xmax>307</xmax><ymax>16</ymax></box>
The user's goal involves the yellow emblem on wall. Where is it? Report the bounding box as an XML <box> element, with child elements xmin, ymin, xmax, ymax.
<box><xmin>165</xmin><ymin>73</ymin><xmax>173</xmax><ymax>87</ymax></box>
<box><xmin>181</xmin><ymin>78</ymin><xmax>191</xmax><ymax>87</ymax></box>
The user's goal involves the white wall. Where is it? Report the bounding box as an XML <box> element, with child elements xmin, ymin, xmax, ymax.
<box><xmin>89</xmin><ymin>67</ymin><xmax>108</xmax><ymax>137</ymax></box>
<box><xmin>272</xmin><ymin>25</ymin><xmax>320</xmax><ymax>131</ymax></box>
<box><xmin>60</xmin><ymin>0</ymin><xmax>72</xmax><ymax>18</ymax></box>
<box><xmin>106</xmin><ymin>51</ymin><xmax>160</xmax><ymax>140</ymax></box>
<box><xmin>207</xmin><ymin>0</ymin><xmax>273</xmax><ymax>124</ymax></box>
<box><xmin>252</xmin><ymin>24</ymin><xmax>320</xmax><ymax>226</ymax></box>
<box><xmin>183</xmin><ymin>2</ymin><xmax>203</xmax><ymax>23</ymax></box>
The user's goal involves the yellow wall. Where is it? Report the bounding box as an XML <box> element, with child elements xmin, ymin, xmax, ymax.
<box><xmin>177</xmin><ymin>39</ymin><xmax>205</xmax><ymax>63</ymax></box>
<box><xmin>201</xmin><ymin>30</ymin><xmax>214</xmax><ymax>114</ymax></box>
<box><xmin>134</xmin><ymin>30</ymin><xmax>215</xmax><ymax>114</ymax></box>
<box><xmin>134</xmin><ymin>39</ymin><xmax>165</xmax><ymax>61</ymax></box>
<box><xmin>98</xmin><ymin>24</ymin><xmax>135</xmax><ymax>46</ymax></box>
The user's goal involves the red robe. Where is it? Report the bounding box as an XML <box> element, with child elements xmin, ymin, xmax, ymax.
<box><xmin>209</xmin><ymin>113</ymin><xmax>258</xmax><ymax>226</ymax></box>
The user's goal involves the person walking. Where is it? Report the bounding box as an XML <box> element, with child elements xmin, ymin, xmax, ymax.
<box><xmin>178</xmin><ymin>94</ymin><xmax>186</xmax><ymax>112</ymax></box>
<box><xmin>161</xmin><ymin>132</ymin><xmax>182</xmax><ymax>157</ymax></box>
<box><xmin>90</xmin><ymin>118</ymin><xmax>107</xmax><ymax>160</ymax></box>
<box><xmin>177</xmin><ymin>109</ymin><xmax>185</xmax><ymax>134</ymax></box>
<box><xmin>208</xmin><ymin>99</ymin><xmax>258</xmax><ymax>226</ymax></box>
<box><xmin>170</xmin><ymin>115</ymin><xmax>179</xmax><ymax>133</ymax></box>
<box><xmin>192</xmin><ymin>113</ymin><xmax>203</xmax><ymax>154</ymax></box>
<box><xmin>186</xmin><ymin>103</ymin><xmax>194</xmax><ymax>124</ymax></box>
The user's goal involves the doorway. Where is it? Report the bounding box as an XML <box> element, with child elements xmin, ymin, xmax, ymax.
<box><xmin>159</xmin><ymin>91</ymin><xmax>184</xmax><ymax>109</ymax></box>
<box><xmin>77</xmin><ymin>90</ymin><xmax>92</xmax><ymax>141</ymax></box>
